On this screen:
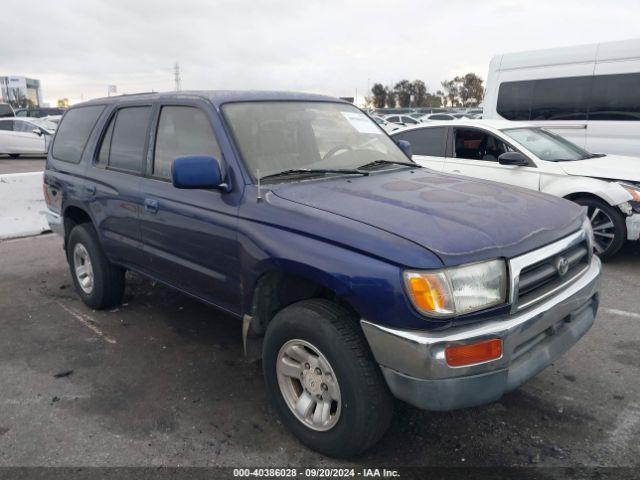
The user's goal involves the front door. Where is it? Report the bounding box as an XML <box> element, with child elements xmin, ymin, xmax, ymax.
<box><xmin>12</xmin><ymin>120</ymin><xmax>46</xmax><ymax>154</ymax></box>
<box><xmin>443</xmin><ymin>127</ymin><xmax>540</xmax><ymax>191</ymax></box>
<box><xmin>139</xmin><ymin>103</ymin><xmax>242</xmax><ymax>314</ymax></box>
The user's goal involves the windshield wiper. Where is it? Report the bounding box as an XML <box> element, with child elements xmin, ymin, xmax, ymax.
<box><xmin>357</xmin><ymin>159</ymin><xmax>419</xmax><ymax>170</ymax></box>
<box><xmin>260</xmin><ymin>168</ymin><xmax>369</xmax><ymax>182</ymax></box>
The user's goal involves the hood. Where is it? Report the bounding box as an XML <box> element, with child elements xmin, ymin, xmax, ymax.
<box><xmin>559</xmin><ymin>154</ymin><xmax>640</xmax><ymax>182</ymax></box>
<box><xmin>272</xmin><ymin>169</ymin><xmax>584</xmax><ymax>266</ymax></box>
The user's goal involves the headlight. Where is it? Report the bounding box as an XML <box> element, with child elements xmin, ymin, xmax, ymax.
<box><xmin>403</xmin><ymin>259</ymin><xmax>507</xmax><ymax>318</ymax></box>
<box><xmin>582</xmin><ymin>216</ymin><xmax>594</xmax><ymax>251</ymax></box>
<box><xmin>617</xmin><ymin>182</ymin><xmax>640</xmax><ymax>203</ymax></box>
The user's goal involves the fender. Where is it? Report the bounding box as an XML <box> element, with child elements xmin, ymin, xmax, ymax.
<box><xmin>541</xmin><ymin>174</ymin><xmax>632</xmax><ymax>207</ymax></box>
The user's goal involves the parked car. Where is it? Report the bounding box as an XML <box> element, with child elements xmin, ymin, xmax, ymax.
<box><xmin>0</xmin><ymin>117</ymin><xmax>56</xmax><ymax>157</ymax></box>
<box><xmin>42</xmin><ymin>114</ymin><xmax>62</xmax><ymax>125</ymax></box>
<box><xmin>391</xmin><ymin>119</ymin><xmax>640</xmax><ymax>257</ymax></box>
<box><xmin>0</xmin><ymin>103</ymin><xmax>15</xmax><ymax>118</ymax></box>
<box><xmin>371</xmin><ymin>115</ymin><xmax>402</xmax><ymax>133</ymax></box>
<box><xmin>483</xmin><ymin>38</ymin><xmax>640</xmax><ymax>156</ymax></box>
<box><xmin>383</xmin><ymin>114</ymin><xmax>420</xmax><ymax>126</ymax></box>
<box><xmin>44</xmin><ymin>91</ymin><xmax>600</xmax><ymax>457</ymax></box>
<box><xmin>421</xmin><ymin>113</ymin><xmax>455</xmax><ymax>121</ymax></box>
<box><xmin>14</xmin><ymin>107</ymin><xmax>66</xmax><ymax>118</ymax></box>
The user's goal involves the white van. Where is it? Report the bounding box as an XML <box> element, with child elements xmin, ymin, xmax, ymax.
<box><xmin>483</xmin><ymin>38</ymin><xmax>640</xmax><ymax>156</ymax></box>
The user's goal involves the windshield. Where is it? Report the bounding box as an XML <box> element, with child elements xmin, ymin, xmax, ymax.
<box><xmin>30</xmin><ymin>118</ymin><xmax>57</xmax><ymax>132</ymax></box>
<box><xmin>222</xmin><ymin>101</ymin><xmax>413</xmax><ymax>180</ymax></box>
<box><xmin>502</xmin><ymin>127</ymin><xmax>593</xmax><ymax>161</ymax></box>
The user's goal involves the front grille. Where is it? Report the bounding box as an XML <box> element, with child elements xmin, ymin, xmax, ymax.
<box><xmin>510</xmin><ymin>231</ymin><xmax>591</xmax><ymax>312</ymax></box>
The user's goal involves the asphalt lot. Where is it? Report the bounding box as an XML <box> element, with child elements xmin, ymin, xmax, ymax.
<box><xmin>0</xmin><ymin>233</ymin><xmax>639</xmax><ymax>467</ymax></box>
<box><xmin>0</xmin><ymin>156</ymin><xmax>45</xmax><ymax>174</ymax></box>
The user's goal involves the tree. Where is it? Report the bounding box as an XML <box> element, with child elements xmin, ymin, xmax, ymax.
<box><xmin>410</xmin><ymin>80</ymin><xmax>427</xmax><ymax>107</ymax></box>
<box><xmin>458</xmin><ymin>73</ymin><xmax>484</xmax><ymax>106</ymax></box>
<box><xmin>371</xmin><ymin>83</ymin><xmax>386</xmax><ymax>108</ymax></box>
<box><xmin>385</xmin><ymin>86</ymin><xmax>396</xmax><ymax>108</ymax></box>
<box><xmin>436</xmin><ymin>90</ymin><xmax>446</xmax><ymax>107</ymax></box>
<box><xmin>441</xmin><ymin>80</ymin><xmax>460</xmax><ymax>107</ymax></box>
<box><xmin>394</xmin><ymin>79</ymin><xmax>412</xmax><ymax>107</ymax></box>
<box><xmin>423</xmin><ymin>93</ymin><xmax>442</xmax><ymax>107</ymax></box>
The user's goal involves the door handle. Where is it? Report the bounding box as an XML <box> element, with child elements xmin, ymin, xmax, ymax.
<box><xmin>85</xmin><ymin>184</ymin><xmax>96</xmax><ymax>195</ymax></box>
<box><xmin>144</xmin><ymin>198</ymin><xmax>159</xmax><ymax>214</ymax></box>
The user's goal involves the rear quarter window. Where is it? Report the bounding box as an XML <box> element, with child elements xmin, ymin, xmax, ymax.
<box><xmin>52</xmin><ymin>106</ymin><xmax>105</xmax><ymax>163</ymax></box>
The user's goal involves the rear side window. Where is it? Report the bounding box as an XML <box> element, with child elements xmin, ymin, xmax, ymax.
<box><xmin>153</xmin><ymin>106</ymin><xmax>221</xmax><ymax>179</ymax></box>
<box><xmin>530</xmin><ymin>77</ymin><xmax>590</xmax><ymax>121</ymax></box>
<box><xmin>0</xmin><ymin>120</ymin><xmax>14</xmax><ymax>130</ymax></box>
<box><xmin>52</xmin><ymin>106</ymin><xmax>105</xmax><ymax>163</ymax></box>
<box><xmin>589</xmin><ymin>73</ymin><xmax>640</xmax><ymax>121</ymax></box>
<box><xmin>497</xmin><ymin>81</ymin><xmax>534</xmax><ymax>120</ymax></box>
<box><xmin>394</xmin><ymin>127</ymin><xmax>446</xmax><ymax>156</ymax></box>
<box><xmin>99</xmin><ymin>106</ymin><xmax>151</xmax><ymax>172</ymax></box>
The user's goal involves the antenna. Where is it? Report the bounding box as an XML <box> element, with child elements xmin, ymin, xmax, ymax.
<box><xmin>256</xmin><ymin>169</ymin><xmax>262</xmax><ymax>202</ymax></box>
<box><xmin>174</xmin><ymin>62</ymin><xmax>182</xmax><ymax>91</ymax></box>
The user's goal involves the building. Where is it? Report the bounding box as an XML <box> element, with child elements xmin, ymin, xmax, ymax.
<box><xmin>0</xmin><ymin>76</ymin><xmax>43</xmax><ymax>108</ymax></box>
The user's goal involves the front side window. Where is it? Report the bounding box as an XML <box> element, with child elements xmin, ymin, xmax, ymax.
<box><xmin>454</xmin><ymin>129</ymin><xmax>511</xmax><ymax>161</ymax></box>
<box><xmin>502</xmin><ymin>127</ymin><xmax>591</xmax><ymax>161</ymax></box>
<box><xmin>52</xmin><ymin>105</ymin><xmax>105</xmax><ymax>163</ymax></box>
<box><xmin>222</xmin><ymin>101</ymin><xmax>410</xmax><ymax>180</ymax></box>
<box><xmin>153</xmin><ymin>106</ymin><xmax>222</xmax><ymax>179</ymax></box>
<box><xmin>393</xmin><ymin>127</ymin><xmax>446</xmax><ymax>157</ymax></box>
<box><xmin>104</xmin><ymin>106</ymin><xmax>151</xmax><ymax>172</ymax></box>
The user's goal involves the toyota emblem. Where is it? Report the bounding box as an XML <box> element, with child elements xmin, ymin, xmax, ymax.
<box><xmin>556</xmin><ymin>256</ymin><xmax>569</xmax><ymax>276</ymax></box>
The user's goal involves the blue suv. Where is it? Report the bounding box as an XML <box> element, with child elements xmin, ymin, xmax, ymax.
<box><xmin>43</xmin><ymin>91</ymin><xmax>601</xmax><ymax>457</ymax></box>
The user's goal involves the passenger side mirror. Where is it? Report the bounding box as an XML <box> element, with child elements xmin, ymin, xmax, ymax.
<box><xmin>32</xmin><ymin>129</ymin><xmax>43</xmax><ymax>136</ymax></box>
<box><xmin>498</xmin><ymin>152</ymin><xmax>528</xmax><ymax>166</ymax></box>
<box><xmin>171</xmin><ymin>156</ymin><xmax>229</xmax><ymax>191</ymax></box>
<box><xmin>396</xmin><ymin>140</ymin><xmax>413</xmax><ymax>159</ymax></box>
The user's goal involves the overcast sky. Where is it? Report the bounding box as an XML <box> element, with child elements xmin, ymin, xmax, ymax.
<box><xmin>3</xmin><ymin>0</ymin><xmax>640</xmax><ymax>105</ymax></box>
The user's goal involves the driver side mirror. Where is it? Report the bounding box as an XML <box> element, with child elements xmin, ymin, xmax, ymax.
<box><xmin>171</xmin><ymin>156</ymin><xmax>230</xmax><ymax>191</ymax></box>
<box><xmin>396</xmin><ymin>140</ymin><xmax>412</xmax><ymax>159</ymax></box>
<box><xmin>498</xmin><ymin>151</ymin><xmax>528</xmax><ymax>166</ymax></box>
<box><xmin>32</xmin><ymin>128</ymin><xmax>43</xmax><ymax>136</ymax></box>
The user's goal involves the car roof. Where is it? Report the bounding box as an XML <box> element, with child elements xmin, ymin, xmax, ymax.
<box><xmin>73</xmin><ymin>90</ymin><xmax>346</xmax><ymax>109</ymax></box>
<box><xmin>391</xmin><ymin>118</ymin><xmax>534</xmax><ymax>134</ymax></box>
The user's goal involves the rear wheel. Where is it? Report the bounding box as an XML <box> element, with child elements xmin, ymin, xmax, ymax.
<box><xmin>67</xmin><ymin>223</ymin><xmax>125</xmax><ymax>309</ymax></box>
<box><xmin>263</xmin><ymin>299</ymin><xmax>393</xmax><ymax>457</ymax></box>
<box><xmin>574</xmin><ymin>197</ymin><xmax>626</xmax><ymax>259</ymax></box>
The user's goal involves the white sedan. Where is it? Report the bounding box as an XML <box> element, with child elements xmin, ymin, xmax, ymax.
<box><xmin>0</xmin><ymin>117</ymin><xmax>56</xmax><ymax>157</ymax></box>
<box><xmin>391</xmin><ymin>119</ymin><xmax>640</xmax><ymax>258</ymax></box>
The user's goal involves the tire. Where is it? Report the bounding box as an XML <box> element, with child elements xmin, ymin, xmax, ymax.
<box><xmin>67</xmin><ymin>223</ymin><xmax>125</xmax><ymax>309</ymax></box>
<box><xmin>263</xmin><ymin>299</ymin><xmax>393</xmax><ymax>457</ymax></box>
<box><xmin>574</xmin><ymin>197</ymin><xmax>626</xmax><ymax>259</ymax></box>
<box><xmin>8</xmin><ymin>154</ymin><xmax>19</xmax><ymax>158</ymax></box>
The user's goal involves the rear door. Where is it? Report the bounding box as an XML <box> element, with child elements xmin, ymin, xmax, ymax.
<box><xmin>443</xmin><ymin>127</ymin><xmax>540</xmax><ymax>191</ymax></box>
<box><xmin>12</xmin><ymin>120</ymin><xmax>46</xmax><ymax>153</ymax></box>
<box><xmin>392</xmin><ymin>126</ymin><xmax>447</xmax><ymax>171</ymax></box>
<box><xmin>86</xmin><ymin>105</ymin><xmax>151</xmax><ymax>268</ymax></box>
<box><xmin>138</xmin><ymin>100</ymin><xmax>242</xmax><ymax>313</ymax></box>
<box><xmin>0</xmin><ymin>120</ymin><xmax>15</xmax><ymax>152</ymax></box>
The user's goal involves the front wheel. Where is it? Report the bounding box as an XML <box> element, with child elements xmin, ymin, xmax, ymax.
<box><xmin>574</xmin><ymin>197</ymin><xmax>626</xmax><ymax>259</ymax></box>
<box><xmin>263</xmin><ymin>299</ymin><xmax>393</xmax><ymax>458</ymax></box>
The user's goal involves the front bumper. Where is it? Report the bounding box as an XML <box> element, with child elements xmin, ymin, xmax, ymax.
<box><xmin>41</xmin><ymin>208</ymin><xmax>64</xmax><ymax>236</ymax></box>
<box><xmin>361</xmin><ymin>255</ymin><xmax>601</xmax><ymax>411</ymax></box>
<box><xmin>626</xmin><ymin>213</ymin><xmax>640</xmax><ymax>241</ymax></box>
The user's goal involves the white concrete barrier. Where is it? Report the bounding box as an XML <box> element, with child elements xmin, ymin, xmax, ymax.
<box><xmin>0</xmin><ymin>172</ymin><xmax>50</xmax><ymax>240</ymax></box>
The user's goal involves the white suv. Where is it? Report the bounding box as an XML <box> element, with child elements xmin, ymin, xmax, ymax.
<box><xmin>391</xmin><ymin>119</ymin><xmax>640</xmax><ymax>258</ymax></box>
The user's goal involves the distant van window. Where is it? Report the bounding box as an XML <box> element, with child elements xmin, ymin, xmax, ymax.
<box><xmin>106</xmin><ymin>106</ymin><xmax>151</xmax><ymax>172</ymax></box>
<box><xmin>589</xmin><ymin>73</ymin><xmax>640</xmax><ymax>121</ymax></box>
<box><xmin>153</xmin><ymin>106</ymin><xmax>221</xmax><ymax>179</ymax></box>
<box><xmin>530</xmin><ymin>77</ymin><xmax>590</xmax><ymax>121</ymax></box>
<box><xmin>52</xmin><ymin>106</ymin><xmax>105</xmax><ymax>163</ymax></box>
<box><xmin>393</xmin><ymin>127</ymin><xmax>446</xmax><ymax>156</ymax></box>
<box><xmin>498</xmin><ymin>73</ymin><xmax>640</xmax><ymax>122</ymax></box>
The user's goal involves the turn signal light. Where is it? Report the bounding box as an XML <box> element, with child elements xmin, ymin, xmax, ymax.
<box><xmin>445</xmin><ymin>339</ymin><xmax>502</xmax><ymax>367</ymax></box>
